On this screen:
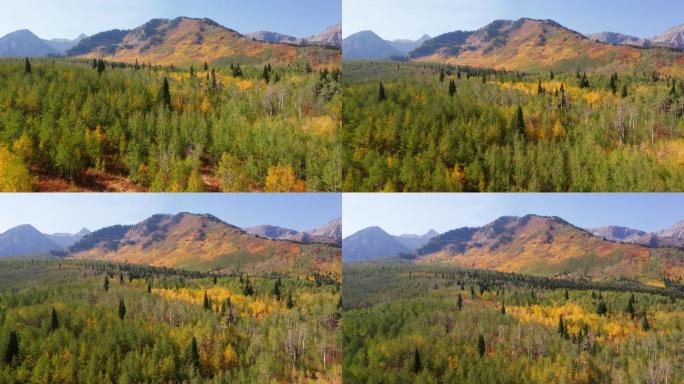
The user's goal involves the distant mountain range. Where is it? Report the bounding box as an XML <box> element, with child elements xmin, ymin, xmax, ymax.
<box><xmin>345</xmin><ymin>215</ymin><xmax>684</xmax><ymax>285</ymax></box>
<box><xmin>244</xmin><ymin>218</ymin><xmax>341</xmax><ymax>245</ymax></box>
<box><xmin>588</xmin><ymin>23</ymin><xmax>684</xmax><ymax>50</ymax></box>
<box><xmin>342</xmin><ymin>227</ymin><xmax>437</xmax><ymax>262</ymax></box>
<box><xmin>247</xmin><ymin>23</ymin><xmax>341</xmax><ymax>47</ymax></box>
<box><xmin>0</xmin><ymin>18</ymin><xmax>340</xmax><ymax>67</ymax></box>
<box><xmin>0</xmin><ymin>225</ymin><xmax>89</xmax><ymax>257</ymax></box>
<box><xmin>342</xmin><ymin>30</ymin><xmax>430</xmax><ymax>60</ymax></box>
<box><xmin>344</xmin><ymin>18</ymin><xmax>684</xmax><ymax>73</ymax></box>
<box><xmin>0</xmin><ymin>29</ymin><xmax>86</xmax><ymax>57</ymax></box>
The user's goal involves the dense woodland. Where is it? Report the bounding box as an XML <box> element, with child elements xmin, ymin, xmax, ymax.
<box><xmin>343</xmin><ymin>262</ymin><xmax>684</xmax><ymax>383</ymax></box>
<box><xmin>0</xmin><ymin>57</ymin><xmax>341</xmax><ymax>191</ymax></box>
<box><xmin>342</xmin><ymin>61</ymin><xmax>684</xmax><ymax>191</ymax></box>
<box><xmin>0</xmin><ymin>258</ymin><xmax>341</xmax><ymax>383</ymax></box>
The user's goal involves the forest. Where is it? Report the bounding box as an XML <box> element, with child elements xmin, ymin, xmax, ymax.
<box><xmin>342</xmin><ymin>61</ymin><xmax>684</xmax><ymax>192</ymax></box>
<box><xmin>342</xmin><ymin>262</ymin><xmax>684</xmax><ymax>384</ymax></box>
<box><xmin>0</xmin><ymin>57</ymin><xmax>341</xmax><ymax>191</ymax></box>
<box><xmin>0</xmin><ymin>258</ymin><xmax>341</xmax><ymax>383</ymax></box>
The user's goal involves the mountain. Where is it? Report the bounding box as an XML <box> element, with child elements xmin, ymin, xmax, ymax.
<box><xmin>0</xmin><ymin>225</ymin><xmax>63</xmax><ymax>257</ymax></box>
<box><xmin>590</xmin><ymin>221</ymin><xmax>684</xmax><ymax>248</ymax></box>
<box><xmin>67</xmin><ymin>17</ymin><xmax>339</xmax><ymax>67</ymax></box>
<box><xmin>587</xmin><ymin>31</ymin><xmax>647</xmax><ymax>47</ymax></box>
<box><xmin>45</xmin><ymin>34</ymin><xmax>87</xmax><ymax>54</ymax></box>
<box><xmin>652</xmin><ymin>23</ymin><xmax>684</xmax><ymax>50</ymax></box>
<box><xmin>342</xmin><ymin>226</ymin><xmax>411</xmax><ymax>262</ymax></box>
<box><xmin>306</xmin><ymin>24</ymin><xmax>342</xmax><ymax>47</ymax></box>
<box><xmin>387</xmin><ymin>34</ymin><xmax>432</xmax><ymax>55</ymax></box>
<box><xmin>47</xmin><ymin>228</ymin><xmax>91</xmax><ymax>248</ymax></box>
<box><xmin>68</xmin><ymin>213</ymin><xmax>340</xmax><ymax>275</ymax></box>
<box><xmin>246</xmin><ymin>31</ymin><xmax>303</xmax><ymax>45</ymax></box>
<box><xmin>394</xmin><ymin>229</ymin><xmax>439</xmax><ymax>251</ymax></box>
<box><xmin>244</xmin><ymin>218</ymin><xmax>341</xmax><ymax>245</ymax></box>
<box><xmin>0</xmin><ymin>29</ymin><xmax>58</xmax><ymax>57</ymax></box>
<box><xmin>410</xmin><ymin>18</ymin><xmax>684</xmax><ymax>73</ymax></box>
<box><xmin>413</xmin><ymin>215</ymin><xmax>684</xmax><ymax>283</ymax></box>
<box><xmin>342</xmin><ymin>30</ymin><xmax>404</xmax><ymax>60</ymax></box>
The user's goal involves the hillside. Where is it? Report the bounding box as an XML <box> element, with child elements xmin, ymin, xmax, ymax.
<box><xmin>414</xmin><ymin>215</ymin><xmax>684</xmax><ymax>284</ymax></box>
<box><xmin>0</xmin><ymin>224</ymin><xmax>63</xmax><ymax>256</ymax></box>
<box><xmin>410</xmin><ymin>18</ymin><xmax>684</xmax><ymax>74</ymax></box>
<box><xmin>244</xmin><ymin>218</ymin><xmax>341</xmax><ymax>245</ymax></box>
<box><xmin>67</xmin><ymin>17</ymin><xmax>340</xmax><ymax>67</ymax></box>
<box><xmin>342</xmin><ymin>226</ymin><xmax>410</xmax><ymax>261</ymax></box>
<box><xmin>342</xmin><ymin>30</ymin><xmax>403</xmax><ymax>60</ymax></box>
<box><xmin>69</xmin><ymin>213</ymin><xmax>341</xmax><ymax>276</ymax></box>
<box><xmin>0</xmin><ymin>29</ymin><xmax>59</xmax><ymax>57</ymax></box>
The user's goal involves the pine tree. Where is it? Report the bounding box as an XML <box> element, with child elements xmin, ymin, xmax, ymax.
<box><xmin>510</xmin><ymin>106</ymin><xmax>526</xmax><ymax>137</ymax></box>
<box><xmin>211</xmin><ymin>69</ymin><xmax>217</xmax><ymax>90</ymax></box>
<box><xmin>413</xmin><ymin>347</ymin><xmax>422</xmax><ymax>373</ymax></box>
<box><xmin>597</xmin><ymin>300</ymin><xmax>608</xmax><ymax>316</ymax></box>
<box><xmin>203</xmin><ymin>291</ymin><xmax>210</xmax><ymax>310</ymax></box>
<box><xmin>286</xmin><ymin>292</ymin><xmax>294</xmax><ymax>309</ymax></box>
<box><xmin>24</xmin><ymin>58</ymin><xmax>31</xmax><ymax>75</ymax></box>
<box><xmin>478</xmin><ymin>334</ymin><xmax>485</xmax><ymax>357</ymax></box>
<box><xmin>147</xmin><ymin>280</ymin><xmax>152</xmax><ymax>293</ymax></box>
<box><xmin>272</xmin><ymin>279</ymin><xmax>281</xmax><ymax>300</ymax></box>
<box><xmin>262</xmin><ymin>65</ymin><xmax>270</xmax><ymax>84</ymax></box>
<box><xmin>190</xmin><ymin>66</ymin><xmax>195</xmax><ymax>77</ymax></box>
<box><xmin>97</xmin><ymin>59</ymin><xmax>105</xmax><ymax>75</ymax></box>
<box><xmin>470</xmin><ymin>285</ymin><xmax>476</xmax><ymax>299</ymax></box>
<box><xmin>190</xmin><ymin>336</ymin><xmax>200</xmax><ymax>371</ymax></box>
<box><xmin>537</xmin><ymin>79</ymin><xmax>544</xmax><ymax>95</ymax></box>
<box><xmin>104</xmin><ymin>275</ymin><xmax>109</xmax><ymax>292</ymax></box>
<box><xmin>439</xmin><ymin>69</ymin><xmax>445</xmax><ymax>82</ymax></box>
<box><xmin>448</xmin><ymin>79</ymin><xmax>456</xmax><ymax>97</ymax></box>
<box><xmin>626</xmin><ymin>294</ymin><xmax>636</xmax><ymax>319</ymax></box>
<box><xmin>161</xmin><ymin>78</ymin><xmax>171</xmax><ymax>109</ymax></box>
<box><xmin>243</xmin><ymin>279</ymin><xmax>254</xmax><ymax>296</ymax></box>
<box><xmin>457</xmin><ymin>293</ymin><xmax>462</xmax><ymax>311</ymax></box>
<box><xmin>558</xmin><ymin>315</ymin><xmax>568</xmax><ymax>339</ymax></box>
<box><xmin>609</xmin><ymin>73</ymin><xmax>618</xmax><ymax>94</ymax></box>
<box><xmin>378</xmin><ymin>82</ymin><xmax>386</xmax><ymax>102</ymax></box>
<box><xmin>49</xmin><ymin>307</ymin><xmax>59</xmax><ymax>332</ymax></box>
<box><xmin>564</xmin><ymin>289</ymin><xmax>569</xmax><ymax>300</ymax></box>
<box><xmin>579</xmin><ymin>72</ymin><xmax>590</xmax><ymax>88</ymax></box>
<box><xmin>118</xmin><ymin>299</ymin><xmax>126</xmax><ymax>320</ymax></box>
<box><xmin>559</xmin><ymin>84</ymin><xmax>567</xmax><ymax>108</ymax></box>
<box><xmin>621</xmin><ymin>84</ymin><xmax>628</xmax><ymax>98</ymax></box>
<box><xmin>642</xmin><ymin>315</ymin><xmax>650</xmax><ymax>331</ymax></box>
<box><xmin>501</xmin><ymin>301</ymin><xmax>506</xmax><ymax>315</ymax></box>
<box><xmin>550</xmin><ymin>70</ymin><xmax>554</xmax><ymax>80</ymax></box>
<box><xmin>3</xmin><ymin>330</ymin><xmax>18</xmax><ymax>364</ymax></box>
<box><xmin>204</xmin><ymin>61</ymin><xmax>208</xmax><ymax>71</ymax></box>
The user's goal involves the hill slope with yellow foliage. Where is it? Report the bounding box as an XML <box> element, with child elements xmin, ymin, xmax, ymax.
<box><xmin>69</xmin><ymin>212</ymin><xmax>341</xmax><ymax>277</ymax></box>
<box><xmin>415</xmin><ymin>215</ymin><xmax>684</xmax><ymax>284</ymax></box>
<box><xmin>412</xmin><ymin>18</ymin><xmax>684</xmax><ymax>75</ymax></box>
<box><xmin>67</xmin><ymin>17</ymin><xmax>340</xmax><ymax>68</ymax></box>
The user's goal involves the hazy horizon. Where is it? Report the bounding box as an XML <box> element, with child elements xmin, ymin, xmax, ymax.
<box><xmin>343</xmin><ymin>0</ymin><xmax>684</xmax><ymax>40</ymax></box>
<box><xmin>0</xmin><ymin>0</ymin><xmax>340</xmax><ymax>40</ymax></box>
<box><xmin>343</xmin><ymin>194</ymin><xmax>684</xmax><ymax>237</ymax></box>
<box><xmin>0</xmin><ymin>193</ymin><xmax>340</xmax><ymax>235</ymax></box>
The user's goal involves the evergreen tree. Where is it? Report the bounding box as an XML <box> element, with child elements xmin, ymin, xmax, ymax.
<box><xmin>579</xmin><ymin>72</ymin><xmax>590</xmax><ymax>88</ymax></box>
<box><xmin>190</xmin><ymin>336</ymin><xmax>200</xmax><ymax>371</ymax></box>
<box><xmin>537</xmin><ymin>79</ymin><xmax>544</xmax><ymax>95</ymax></box>
<box><xmin>559</xmin><ymin>84</ymin><xmax>567</xmax><ymax>108</ymax></box>
<box><xmin>550</xmin><ymin>70</ymin><xmax>554</xmax><ymax>80</ymax></box>
<box><xmin>104</xmin><ymin>275</ymin><xmax>109</xmax><ymax>292</ymax></box>
<box><xmin>118</xmin><ymin>299</ymin><xmax>126</xmax><ymax>320</ymax></box>
<box><xmin>448</xmin><ymin>79</ymin><xmax>456</xmax><ymax>97</ymax></box>
<box><xmin>3</xmin><ymin>330</ymin><xmax>18</xmax><ymax>365</ymax></box>
<box><xmin>564</xmin><ymin>289</ymin><xmax>569</xmax><ymax>300</ymax></box>
<box><xmin>147</xmin><ymin>280</ymin><xmax>152</xmax><ymax>293</ymax></box>
<box><xmin>286</xmin><ymin>292</ymin><xmax>294</xmax><ymax>309</ymax></box>
<box><xmin>626</xmin><ymin>294</ymin><xmax>636</xmax><ymax>319</ymax></box>
<box><xmin>262</xmin><ymin>65</ymin><xmax>270</xmax><ymax>84</ymax></box>
<box><xmin>203</xmin><ymin>291</ymin><xmax>210</xmax><ymax>310</ymax></box>
<box><xmin>439</xmin><ymin>69</ymin><xmax>445</xmax><ymax>82</ymax></box>
<box><xmin>204</xmin><ymin>61</ymin><xmax>208</xmax><ymax>71</ymax></box>
<box><xmin>510</xmin><ymin>105</ymin><xmax>526</xmax><ymax>137</ymax></box>
<box><xmin>272</xmin><ymin>279</ymin><xmax>281</xmax><ymax>300</ymax></box>
<box><xmin>642</xmin><ymin>315</ymin><xmax>650</xmax><ymax>331</ymax></box>
<box><xmin>211</xmin><ymin>69</ymin><xmax>217</xmax><ymax>90</ymax></box>
<box><xmin>49</xmin><ymin>307</ymin><xmax>59</xmax><ymax>332</ymax></box>
<box><xmin>161</xmin><ymin>78</ymin><xmax>171</xmax><ymax>109</ymax></box>
<box><xmin>24</xmin><ymin>58</ymin><xmax>31</xmax><ymax>75</ymax></box>
<box><xmin>609</xmin><ymin>73</ymin><xmax>618</xmax><ymax>94</ymax></box>
<box><xmin>478</xmin><ymin>334</ymin><xmax>485</xmax><ymax>357</ymax></box>
<box><xmin>378</xmin><ymin>82</ymin><xmax>386</xmax><ymax>102</ymax></box>
<box><xmin>558</xmin><ymin>315</ymin><xmax>568</xmax><ymax>339</ymax></box>
<box><xmin>470</xmin><ymin>285</ymin><xmax>476</xmax><ymax>299</ymax></box>
<box><xmin>457</xmin><ymin>293</ymin><xmax>462</xmax><ymax>311</ymax></box>
<box><xmin>190</xmin><ymin>66</ymin><xmax>195</xmax><ymax>77</ymax></box>
<box><xmin>243</xmin><ymin>279</ymin><xmax>254</xmax><ymax>296</ymax></box>
<box><xmin>597</xmin><ymin>300</ymin><xmax>608</xmax><ymax>316</ymax></box>
<box><xmin>413</xmin><ymin>347</ymin><xmax>422</xmax><ymax>373</ymax></box>
<box><xmin>621</xmin><ymin>84</ymin><xmax>628</xmax><ymax>98</ymax></box>
<box><xmin>501</xmin><ymin>301</ymin><xmax>506</xmax><ymax>315</ymax></box>
<box><xmin>96</xmin><ymin>59</ymin><xmax>105</xmax><ymax>75</ymax></box>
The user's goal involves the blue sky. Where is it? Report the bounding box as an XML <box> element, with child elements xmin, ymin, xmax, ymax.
<box><xmin>344</xmin><ymin>0</ymin><xmax>684</xmax><ymax>40</ymax></box>
<box><xmin>0</xmin><ymin>0</ymin><xmax>340</xmax><ymax>39</ymax></box>
<box><xmin>343</xmin><ymin>194</ymin><xmax>684</xmax><ymax>237</ymax></box>
<box><xmin>0</xmin><ymin>193</ymin><xmax>340</xmax><ymax>235</ymax></box>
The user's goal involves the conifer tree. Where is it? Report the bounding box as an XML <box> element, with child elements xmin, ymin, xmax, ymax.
<box><xmin>262</xmin><ymin>65</ymin><xmax>270</xmax><ymax>84</ymax></box>
<box><xmin>104</xmin><ymin>275</ymin><xmax>109</xmax><ymax>292</ymax></box>
<box><xmin>510</xmin><ymin>105</ymin><xmax>526</xmax><ymax>137</ymax></box>
<box><xmin>609</xmin><ymin>73</ymin><xmax>618</xmax><ymax>94</ymax></box>
<box><xmin>457</xmin><ymin>293</ymin><xmax>462</xmax><ymax>311</ymax></box>
<box><xmin>564</xmin><ymin>289</ymin><xmax>569</xmax><ymax>300</ymax></box>
<box><xmin>642</xmin><ymin>315</ymin><xmax>650</xmax><ymax>331</ymax></box>
<box><xmin>204</xmin><ymin>61</ymin><xmax>208</xmax><ymax>71</ymax></box>
<box><xmin>243</xmin><ymin>278</ymin><xmax>254</xmax><ymax>296</ymax></box>
<box><xmin>449</xmin><ymin>79</ymin><xmax>456</xmax><ymax>97</ymax></box>
<box><xmin>501</xmin><ymin>301</ymin><xmax>506</xmax><ymax>315</ymax></box>
<box><xmin>203</xmin><ymin>291</ymin><xmax>210</xmax><ymax>310</ymax></box>
<box><xmin>161</xmin><ymin>78</ymin><xmax>171</xmax><ymax>109</ymax></box>
<box><xmin>550</xmin><ymin>70</ymin><xmax>554</xmax><ymax>80</ymax></box>
<box><xmin>190</xmin><ymin>336</ymin><xmax>200</xmax><ymax>370</ymax></box>
<box><xmin>478</xmin><ymin>334</ymin><xmax>485</xmax><ymax>357</ymax></box>
<box><xmin>597</xmin><ymin>300</ymin><xmax>608</xmax><ymax>316</ymax></box>
<box><xmin>97</xmin><ymin>59</ymin><xmax>105</xmax><ymax>75</ymax></box>
<box><xmin>378</xmin><ymin>82</ymin><xmax>386</xmax><ymax>102</ymax></box>
<box><xmin>626</xmin><ymin>294</ymin><xmax>636</xmax><ymax>319</ymax></box>
<box><xmin>24</xmin><ymin>58</ymin><xmax>31</xmax><ymax>75</ymax></box>
<box><xmin>272</xmin><ymin>279</ymin><xmax>281</xmax><ymax>300</ymax></box>
<box><xmin>621</xmin><ymin>84</ymin><xmax>628</xmax><ymax>98</ymax></box>
<box><xmin>413</xmin><ymin>347</ymin><xmax>422</xmax><ymax>373</ymax></box>
<box><xmin>118</xmin><ymin>299</ymin><xmax>126</xmax><ymax>320</ymax></box>
<box><xmin>3</xmin><ymin>330</ymin><xmax>18</xmax><ymax>364</ymax></box>
<box><xmin>286</xmin><ymin>292</ymin><xmax>294</xmax><ymax>309</ymax></box>
<box><xmin>537</xmin><ymin>79</ymin><xmax>544</xmax><ymax>95</ymax></box>
<box><xmin>49</xmin><ymin>307</ymin><xmax>59</xmax><ymax>332</ymax></box>
<box><xmin>211</xmin><ymin>69</ymin><xmax>217</xmax><ymax>90</ymax></box>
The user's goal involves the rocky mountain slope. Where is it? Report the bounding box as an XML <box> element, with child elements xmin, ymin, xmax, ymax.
<box><xmin>245</xmin><ymin>218</ymin><xmax>341</xmax><ymax>245</ymax></box>
<box><xmin>342</xmin><ymin>227</ymin><xmax>438</xmax><ymax>262</ymax></box>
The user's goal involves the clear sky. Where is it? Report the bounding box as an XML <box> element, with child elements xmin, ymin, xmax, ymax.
<box><xmin>343</xmin><ymin>0</ymin><xmax>684</xmax><ymax>40</ymax></box>
<box><xmin>343</xmin><ymin>193</ymin><xmax>684</xmax><ymax>237</ymax></box>
<box><xmin>0</xmin><ymin>0</ymin><xmax>340</xmax><ymax>39</ymax></box>
<box><xmin>0</xmin><ymin>193</ymin><xmax>340</xmax><ymax>235</ymax></box>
